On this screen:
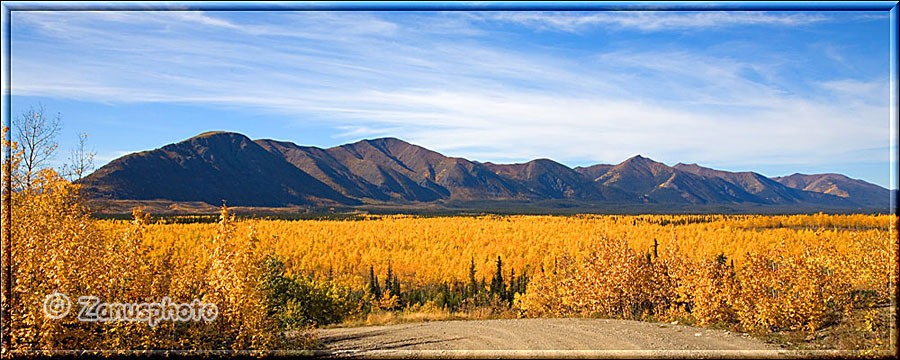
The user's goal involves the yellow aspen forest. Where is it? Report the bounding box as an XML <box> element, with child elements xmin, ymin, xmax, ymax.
<box><xmin>125</xmin><ymin>213</ymin><xmax>896</xmax><ymax>297</ymax></box>
<box><xmin>1</xmin><ymin>128</ymin><xmax>897</xmax><ymax>354</ymax></box>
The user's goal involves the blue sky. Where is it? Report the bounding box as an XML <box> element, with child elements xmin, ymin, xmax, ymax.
<box><xmin>3</xmin><ymin>5</ymin><xmax>896</xmax><ymax>188</ymax></box>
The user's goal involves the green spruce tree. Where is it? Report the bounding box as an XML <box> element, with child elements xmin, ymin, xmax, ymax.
<box><xmin>386</xmin><ymin>262</ymin><xmax>394</xmax><ymax>296</ymax></box>
<box><xmin>392</xmin><ymin>275</ymin><xmax>400</xmax><ymax>300</ymax></box>
<box><xmin>507</xmin><ymin>268</ymin><xmax>517</xmax><ymax>302</ymax></box>
<box><xmin>490</xmin><ymin>255</ymin><xmax>504</xmax><ymax>298</ymax></box>
<box><xmin>468</xmin><ymin>257</ymin><xmax>477</xmax><ymax>297</ymax></box>
<box><xmin>369</xmin><ymin>265</ymin><xmax>380</xmax><ymax>297</ymax></box>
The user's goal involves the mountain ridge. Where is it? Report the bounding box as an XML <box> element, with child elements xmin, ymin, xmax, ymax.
<box><xmin>77</xmin><ymin>131</ymin><xmax>892</xmax><ymax>212</ymax></box>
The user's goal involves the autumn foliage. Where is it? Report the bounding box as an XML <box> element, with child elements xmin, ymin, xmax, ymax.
<box><xmin>1</xmin><ymin>129</ymin><xmax>317</xmax><ymax>354</ymax></box>
<box><xmin>1</xmin><ymin>126</ymin><xmax>896</xmax><ymax>353</ymax></box>
<box><xmin>516</xmin><ymin>219</ymin><xmax>896</xmax><ymax>341</ymax></box>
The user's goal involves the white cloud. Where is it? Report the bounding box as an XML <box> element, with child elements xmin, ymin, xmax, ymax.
<box><xmin>171</xmin><ymin>11</ymin><xmax>243</xmax><ymax>29</ymax></box>
<box><xmin>819</xmin><ymin>78</ymin><xmax>888</xmax><ymax>104</ymax></box>
<box><xmin>482</xmin><ymin>11</ymin><xmax>830</xmax><ymax>32</ymax></box>
<box><xmin>7</xmin><ymin>10</ymin><xmax>891</xmax><ymax>172</ymax></box>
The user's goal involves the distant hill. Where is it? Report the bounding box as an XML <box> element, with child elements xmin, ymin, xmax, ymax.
<box><xmin>78</xmin><ymin>131</ymin><xmax>892</xmax><ymax>212</ymax></box>
<box><xmin>772</xmin><ymin>173</ymin><xmax>891</xmax><ymax>208</ymax></box>
<box><xmin>255</xmin><ymin>137</ymin><xmax>524</xmax><ymax>202</ymax></box>
<box><xmin>78</xmin><ymin>132</ymin><xmax>357</xmax><ymax>207</ymax></box>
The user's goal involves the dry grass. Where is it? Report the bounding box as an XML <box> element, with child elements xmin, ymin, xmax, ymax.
<box><xmin>325</xmin><ymin>301</ymin><xmax>518</xmax><ymax>328</ymax></box>
<box><xmin>326</xmin><ymin>309</ymin><xmax>467</xmax><ymax>328</ymax></box>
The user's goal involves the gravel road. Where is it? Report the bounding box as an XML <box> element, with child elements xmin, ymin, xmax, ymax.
<box><xmin>318</xmin><ymin>318</ymin><xmax>790</xmax><ymax>358</ymax></box>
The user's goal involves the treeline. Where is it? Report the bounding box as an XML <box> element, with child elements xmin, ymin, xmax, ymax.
<box><xmin>364</xmin><ymin>256</ymin><xmax>529</xmax><ymax>313</ymax></box>
<box><xmin>92</xmin><ymin>213</ymin><xmax>371</xmax><ymax>223</ymax></box>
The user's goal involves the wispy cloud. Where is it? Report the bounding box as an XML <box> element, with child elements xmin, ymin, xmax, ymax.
<box><xmin>7</xmin><ymin>10</ymin><xmax>892</xmax><ymax>179</ymax></box>
<box><xmin>819</xmin><ymin>78</ymin><xmax>888</xmax><ymax>104</ymax></box>
<box><xmin>481</xmin><ymin>11</ymin><xmax>830</xmax><ymax>32</ymax></box>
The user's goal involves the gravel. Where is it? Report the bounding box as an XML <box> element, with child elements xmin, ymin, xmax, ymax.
<box><xmin>318</xmin><ymin>318</ymin><xmax>788</xmax><ymax>358</ymax></box>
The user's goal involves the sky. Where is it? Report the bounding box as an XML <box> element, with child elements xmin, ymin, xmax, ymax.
<box><xmin>2</xmin><ymin>4</ymin><xmax>897</xmax><ymax>189</ymax></box>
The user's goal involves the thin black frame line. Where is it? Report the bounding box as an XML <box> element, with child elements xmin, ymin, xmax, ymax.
<box><xmin>2</xmin><ymin>1</ymin><xmax>898</xmax><ymax>12</ymax></box>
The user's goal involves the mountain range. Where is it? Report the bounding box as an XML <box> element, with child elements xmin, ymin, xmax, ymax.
<box><xmin>77</xmin><ymin>131</ymin><xmax>894</xmax><ymax>213</ymax></box>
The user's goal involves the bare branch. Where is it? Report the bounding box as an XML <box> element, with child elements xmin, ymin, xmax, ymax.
<box><xmin>13</xmin><ymin>103</ymin><xmax>62</xmax><ymax>188</ymax></box>
<box><xmin>66</xmin><ymin>133</ymin><xmax>95</xmax><ymax>181</ymax></box>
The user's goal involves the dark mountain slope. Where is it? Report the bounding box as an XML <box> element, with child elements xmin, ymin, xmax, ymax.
<box><xmin>78</xmin><ymin>132</ymin><xmax>358</xmax><ymax>207</ymax></box>
<box><xmin>592</xmin><ymin>156</ymin><xmax>740</xmax><ymax>204</ymax></box>
<box><xmin>255</xmin><ymin>139</ymin><xmax>391</xmax><ymax>201</ymax></box>
<box><xmin>674</xmin><ymin>163</ymin><xmax>856</xmax><ymax>206</ymax></box>
<box><xmin>573</xmin><ymin>164</ymin><xmax>614</xmax><ymax>181</ymax></box>
<box><xmin>484</xmin><ymin>159</ymin><xmax>631</xmax><ymax>201</ymax></box>
<box><xmin>674</xmin><ymin>163</ymin><xmax>805</xmax><ymax>203</ymax></box>
<box><xmin>260</xmin><ymin>137</ymin><xmax>525</xmax><ymax>202</ymax></box>
<box><xmin>772</xmin><ymin>173</ymin><xmax>891</xmax><ymax>207</ymax></box>
<box><xmin>80</xmin><ymin>131</ymin><xmax>889</xmax><ymax>211</ymax></box>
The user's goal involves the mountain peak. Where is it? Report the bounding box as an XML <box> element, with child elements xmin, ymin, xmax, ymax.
<box><xmin>361</xmin><ymin>137</ymin><xmax>412</xmax><ymax>145</ymax></box>
<box><xmin>618</xmin><ymin>154</ymin><xmax>666</xmax><ymax>169</ymax></box>
<box><xmin>79</xmin><ymin>130</ymin><xmax>356</xmax><ymax>207</ymax></box>
<box><xmin>340</xmin><ymin>137</ymin><xmax>420</xmax><ymax>153</ymax></box>
<box><xmin>179</xmin><ymin>131</ymin><xmax>253</xmax><ymax>148</ymax></box>
<box><xmin>80</xmin><ymin>130</ymin><xmax>890</xmax><ymax>212</ymax></box>
<box><xmin>530</xmin><ymin>158</ymin><xmax>566</xmax><ymax>166</ymax></box>
<box><xmin>195</xmin><ymin>130</ymin><xmax>230</xmax><ymax>137</ymax></box>
<box><xmin>622</xmin><ymin>154</ymin><xmax>658</xmax><ymax>164</ymax></box>
<box><xmin>773</xmin><ymin>173</ymin><xmax>888</xmax><ymax>204</ymax></box>
<box><xmin>189</xmin><ymin>131</ymin><xmax>246</xmax><ymax>140</ymax></box>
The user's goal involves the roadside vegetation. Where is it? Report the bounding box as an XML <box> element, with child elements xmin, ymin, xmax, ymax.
<box><xmin>2</xmin><ymin>114</ymin><xmax>896</xmax><ymax>355</ymax></box>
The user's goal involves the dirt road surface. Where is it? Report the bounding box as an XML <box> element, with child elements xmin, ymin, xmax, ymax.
<box><xmin>318</xmin><ymin>318</ymin><xmax>796</xmax><ymax>358</ymax></box>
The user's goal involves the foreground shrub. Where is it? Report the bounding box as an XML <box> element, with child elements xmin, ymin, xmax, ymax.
<box><xmin>261</xmin><ymin>255</ymin><xmax>360</xmax><ymax>329</ymax></box>
<box><xmin>516</xmin><ymin>234</ymin><xmax>882</xmax><ymax>337</ymax></box>
<box><xmin>1</xmin><ymin>132</ymin><xmax>319</xmax><ymax>353</ymax></box>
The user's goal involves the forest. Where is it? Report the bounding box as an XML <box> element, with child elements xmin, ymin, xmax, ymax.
<box><xmin>1</xmin><ymin>126</ymin><xmax>897</xmax><ymax>355</ymax></box>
